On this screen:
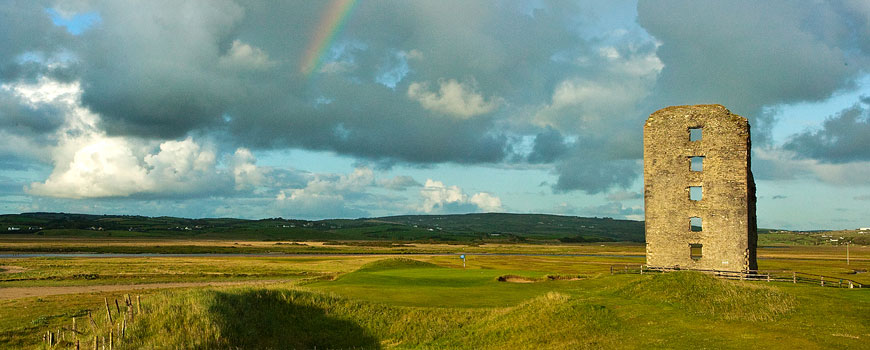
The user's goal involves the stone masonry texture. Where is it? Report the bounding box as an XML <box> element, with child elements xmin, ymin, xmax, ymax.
<box><xmin>644</xmin><ymin>104</ymin><xmax>757</xmax><ymax>271</ymax></box>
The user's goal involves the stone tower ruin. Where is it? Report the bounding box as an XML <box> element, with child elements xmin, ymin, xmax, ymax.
<box><xmin>644</xmin><ymin>104</ymin><xmax>757</xmax><ymax>271</ymax></box>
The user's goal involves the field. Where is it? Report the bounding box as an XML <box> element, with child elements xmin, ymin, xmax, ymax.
<box><xmin>1</xmin><ymin>238</ymin><xmax>868</xmax><ymax>349</ymax></box>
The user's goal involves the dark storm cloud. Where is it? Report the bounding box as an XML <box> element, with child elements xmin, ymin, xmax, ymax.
<box><xmin>783</xmin><ymin>98</ymin><xmax>870</xmax><ymax>163</ymax></box>
<box><xmin>4</xmin><ymin>0</ymin><xmax>870</xmax><ymax>199</ymax></box>
<box><xmin>64</xmin><ymin>0</ymin><xmax>590</xmax><ymax>164</ymax></box>
<box><xmin>0</xmin><ymin>0</ymin><xmax>72</xmax><ymax>82</ymax></box>
<box><xmin>637</xmin><ymin>0</ymin><xmax>870</xmax><ymax>144</ymax></box>
<box><xmin>0</xmin><ymin>1</ymin><xmax>653</xmax><ymax>195</ymax></box>
<box><xmin>0</xmin><ymin>90</ymin><xmax>65</xmax><ymax>134</ymax></box>
<box><xmin>527</xmin><ymin>126</ymin><xmax>570</xmax><ymax>164</ymax></box>
<box><xmin>552</xmin><ymin>142</ymin><xmax>641</xmax><ymax>195</ymax></box>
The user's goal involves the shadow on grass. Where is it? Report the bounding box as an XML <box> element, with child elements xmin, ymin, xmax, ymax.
<box><xmin>208</xmin><ymin>290</ymin><xmax>381</xmax><ymax>349</ymax></box>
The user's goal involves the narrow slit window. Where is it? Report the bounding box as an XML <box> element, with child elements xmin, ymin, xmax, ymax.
<box><xmin>690</xmin><ymin>156</ymin><xmax>704</xmax><ymax>172</ymax></box>
<box><xmin>690</xmin><ymin>244</ymin><xmax>703</xmax><ymax>261</ymax></box>
<box><xmin>689</xmin><ymin>128</ymin><xmax>702</xmax><ymax>141</ymax></box>
<box><xmin>689</xmin><ymin>186</ymin><xmax>703</xmax><ymax>201</ymax></box>
<box><xmin>690</xmin><ymin>217</ymin><xmax>702</xmax><ymax>232</ymax></box>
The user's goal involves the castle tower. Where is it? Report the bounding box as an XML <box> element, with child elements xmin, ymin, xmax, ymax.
<box><xmin>644</xmin><ymin>104</ymin><xmax>757</xmax><ymax>271</ymax></box>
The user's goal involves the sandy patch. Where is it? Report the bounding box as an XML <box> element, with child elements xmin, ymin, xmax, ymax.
<box><xmin>497</xmin><ymin>275</ymin><xmax>539</xmax><ymax>283</ymax></box>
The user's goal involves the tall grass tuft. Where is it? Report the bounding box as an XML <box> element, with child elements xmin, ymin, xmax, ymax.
<box><xmin>617</xmin><ymin>272</ymin><xmax>795</xmax><ymax>321</ymax></box>
<box><xmin>119</xmin><ymin>287</ymin><xmax>623</xmax><ymax>349</ymax></box>
<box><xmin>121</xmin><ymin>289</ymin><xmax>381</xmax><ymax>349</ymax></box>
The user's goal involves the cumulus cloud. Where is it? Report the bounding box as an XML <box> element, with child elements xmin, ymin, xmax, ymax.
<box><xmin>28</xmin><ymin>137</ymin><xmax>233</xmax><ymax>198</ymax></box>
<box><xmin>469</xmin><ymin>192</ymin><xmax>503</xmax><ymax>212</ymax></box>
<box><xmin>407</xmin><ymin>79</ymin><xmax>501</xmax><ymax>118</ymax></box>
<box><xmin>418</xmin><ymin>179</ymin><xmax>503</xmax><ymax>213</ymax></box>
<box><xmin>219</xmin><ymin>40</ymin><xmax>276</xmax><ymax>70</ymax></box>
<box><xmin>8</xmin><ymin>77</ymin><xmax>263</xmax><ymax>199</ymax></box>
<box><xmin>229</xmin><ymin>148</ymin><xmax>265</xmax><ymax>191</ymax></box>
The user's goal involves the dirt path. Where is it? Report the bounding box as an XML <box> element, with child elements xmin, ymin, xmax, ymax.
<box><xmin>0</xmin><ymin>279</ymin><xmax>294</xmax><ymax>300</ymax></box>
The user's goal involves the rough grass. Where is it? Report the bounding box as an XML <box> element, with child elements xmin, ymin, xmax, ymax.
<box><xmin>4</xmin><ymin>253</ymin><xmax>868</xmax><ymax>349</ymax></box>
<box><xmin>120</xmin><ymin>288</ymin><xmax>619</xmax><ymax>350</ymax></box>
<box><xmin>617</xmin><ymin>272</ymin><xmax>795</xmax><ymax>321</ymax></box>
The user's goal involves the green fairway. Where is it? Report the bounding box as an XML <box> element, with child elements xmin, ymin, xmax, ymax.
<box><xmin>308</xmin><ymin>258</ymin><xmax>582</xmax><ymax>307</ymax></box>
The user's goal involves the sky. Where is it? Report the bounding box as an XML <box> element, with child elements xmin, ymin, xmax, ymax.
<box><xmin>1</xmin><ymin>0</ymin><xmax>869</xmax><ymax>230</ymax></box>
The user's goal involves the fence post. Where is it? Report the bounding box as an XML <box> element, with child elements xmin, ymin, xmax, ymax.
<box><xmin>793</xmin><ymin>272</ymin><xmax>796</xmax><ymax>284</ymax></box>
<box><xmin>610</xmin><ymin>265</ymin><xmax>613</xmax><ymax>275</ymax></box>
<box><xmin>820</xmin><ymin>276</ymin><xmax>824</xmax><ymax>287</ymax></box>
<box><xmin>767</xmin><ymin>273</ymin><xmax>770</xmax><ymax>282</ymax></box>
<box><xmin>137</xmin><ymin>296</ymin><xmax>141</xmax><ymax>314</ymax></box>
<box><xmin>104</xmin><ymin>298</ymin><xmax>113</xmax><ymax>324</ymax></box>
<box><xmin>849</xmin><ymin>281</ymin><xmax>854</xmax><ymax>289</ymax></box>
<box><xmin>640</xmin><ymin>265</ymin><xmax>644</xmax><ymax>275</ymax></box>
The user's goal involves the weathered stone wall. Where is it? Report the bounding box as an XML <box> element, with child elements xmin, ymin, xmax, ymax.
<box><xmin>644</xmin><ymin>104</ymin><xmax>757</xmax><ymax>271</ymax></box>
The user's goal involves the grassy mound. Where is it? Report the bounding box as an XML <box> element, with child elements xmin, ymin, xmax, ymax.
<box><xmin>617</xmin><ymin>272</ymin><xmax>795</xmax><ymax>321</ymax></box>
<box><xmin>120</xmin><ymin>287</ymin><xmax>621</xmax><ymax>349</ymax></box>
<box><xmin>356</xmin><ymin>258</ymin><xmax>439</xmax><ymax>272</ymax></box>
<box><xmin>122</xmin><ymin>289</ymin><xmax>384</xmax><ymax>349</ymax></box>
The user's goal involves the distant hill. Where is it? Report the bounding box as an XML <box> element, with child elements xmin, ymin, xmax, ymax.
<box><xmin>0</xmin><ymin>212</ymin><xmax>644</xmax><ymax>243</ymax></box>
<box><xmin>370</xmin><ymin>213</ymin><xmax>644</xmax><ymax>242</ymax></box>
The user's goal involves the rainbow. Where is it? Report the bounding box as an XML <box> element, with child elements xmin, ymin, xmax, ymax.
<box><xmin>299</xmin><ymin>0</ymin><xmax>358</xmax><ymax>76</ymax></box>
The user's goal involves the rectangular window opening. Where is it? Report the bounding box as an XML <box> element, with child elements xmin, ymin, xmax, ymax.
<box><xmin>689</xmin><ymin>127</ymin><xmax>702</xmax><ymax>141</ymax></box>
<box><xmin>689</xmin><ymin>186</ymin><xmax>703</xmax><ymax>201</ymax></box>
<box><xmin>690</xmin><ymin>217</ymin><xmax>702</xmax><ymax>232</ymax></box>
<box><xmin>690</xmin><ymin>156</ymin><xmax>704</xmax><ymax>172</ymax></box>
<box><xmin>690</xmin><ymin>244</ymin><xmax>703</xmax><ymax>261</ymax></box>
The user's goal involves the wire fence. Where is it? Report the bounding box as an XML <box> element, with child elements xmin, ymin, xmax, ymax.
<box><xmin>610</xmin><ymin>264</ymin><xmax>863</xmax><ymax>289</ymax></box>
